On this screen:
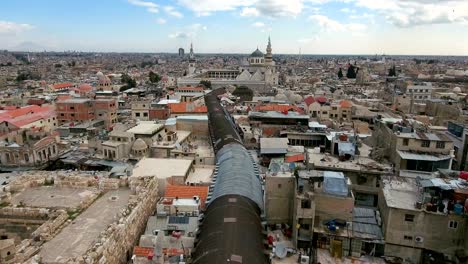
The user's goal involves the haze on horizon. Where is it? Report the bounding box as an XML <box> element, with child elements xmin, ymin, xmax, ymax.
<box><xmin>1</xmin><ymin>0</ymin><xmax>467</xmax><ymax>56</ymax></box>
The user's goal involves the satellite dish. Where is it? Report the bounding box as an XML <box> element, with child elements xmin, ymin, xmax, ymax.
<box><xmin>275</xmin><ymin>242</ymin><xmax>288</xmax><ymax>259</ymax></box>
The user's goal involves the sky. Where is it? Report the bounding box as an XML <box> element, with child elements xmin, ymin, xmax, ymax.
<box><xmin>0</xmin><ymin>0</ymin><xmax>468</xmax><ymax>55</ymax></box>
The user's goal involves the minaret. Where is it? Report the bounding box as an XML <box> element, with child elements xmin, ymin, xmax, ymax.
<box><xmin>188</xmin><ymin>42</ymin><xmax>196</xmax><ymax>75</ymax></box>
<box><xmin>265</xmin><ymin>36</ymin><xmax>273</xmax><ymax>66</ymax></box>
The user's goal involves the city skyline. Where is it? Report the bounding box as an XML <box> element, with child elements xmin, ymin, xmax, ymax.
<box><xmin>1</xmin><ymin>0</ymin><xmax>468</xmax><ymax>55</ymax></box>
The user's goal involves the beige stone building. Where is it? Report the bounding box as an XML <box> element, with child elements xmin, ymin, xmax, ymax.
<box><xmin>379</xmin><ymin>176</ymin><xmax>468</xmax><ymax>263</ymax></box>
<box><xmin>374</xmin><ymin>119</ymin><xmax>454</xmax><ymax>173</ymax></box>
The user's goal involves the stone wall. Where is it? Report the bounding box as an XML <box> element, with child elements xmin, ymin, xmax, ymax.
<box><xmin>79</xmin><ymin>177</ymin><xmax>158</xmax><ymax>264</ymax></box>
<box><xmin>31</xmin><ymin>210</ymin><xmax>68</xmax><ymax>241</ymax></box>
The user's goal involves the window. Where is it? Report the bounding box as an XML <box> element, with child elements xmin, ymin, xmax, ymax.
<box><xmin>403</xmin><ymin>138</ymin><xmax>409</xmax><ymax>146</ymax></box>
<box><xmin>143</xmin><ymin>112</ymin><xmax>148</xmax><ymax>117</ymax></box>
<box><xmin>70</xmin><ymin>106</ymin><xmax>75</xmax><ymax>110</ymax></box>
<box><xmin>449</xmin><ymin>220</ymin><xmax>458</xmax><ymax>229</ymax></box>
<box><xmin>421</xmin><ymin>140</ymin><xmax>430</xmax><ymax>148</ymax></box>
<box><xmin>436</xmin><ymin>142</ymin><xmax>445</xmax><ymax>149</ymax></box>
<box><xmin>278</xmin><ymin>184</ymin><xmax>282</xmax><ymax>189</ymax></box>
<box><xmin>404</xmin><ymin>235</ymin><xmax>413</xmax><ymax>241</ymax></box>
<box><xmin>405</xmin><ymin>214</ymin><xmax>415</xmax><ymax>222</ymax></box>
<box><xmin>301</xmin><ymin>199</ymin><xmax>311</xmax><ymax>209</ymax></box>
<box><xmin>71</xmin><ymin>114</ymin><xmax>75</xmax><ymax>117</ymax></box>
<box><xmin>302</xmin><ymin>224</ymin><xmax>310</xmax><ymax>230</ymax></box>
<box><xmin>135</xmin><ymin>113</ymin><xmax>140</xmax><ymax>117</ymax></box>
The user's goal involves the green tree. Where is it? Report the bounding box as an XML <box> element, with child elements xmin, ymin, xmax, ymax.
<box><xmin>338</xmin><ymin>68</ymin><xmax>343</xmax><ymax>78</ymax></box>
<box><xmin>388</xmin><ymin>65</ymin><xmax>396</xmax><ymax>77</ymax></box>
<box><xmin>346</xmin><ymin>64</ymin><xmax>357</xmax><ymax>79</ymax></box>
<box><xmin>149</xmin><ymin>71</ymin><xmax>161</xmax><ymax>83</ymax></box>
<box><xmin>199</xmin><ymin>80</ymin><xmax>212</xmax><ymax>89</ymax></box>
<box><xmin>121</xmin><ymin>73</ymin><xmax>136</xmax><ymax>90</ymax></box>
<box><xmin>232</xmin><ymin>85</ymin><xmax>254</xmax><ymax>102</ymax></box>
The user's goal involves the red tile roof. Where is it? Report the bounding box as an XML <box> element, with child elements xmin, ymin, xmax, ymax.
<box><xmin>339</xmin><ymin>100</ymin><xmax>352</xmax><ymax>108</ymax></box>
<box><xmin>0</xmin><ymin>105</ymin><xmax>55</xmax><ymax>128</ymax></box>
<box><xmin>316</xmin><ymin>96</ymin><xmax>327</xmax><ymax>103</ymax></box>
<box><xmin>285</xmin><ymin>154</ymin><xmax>305</xmax><ymax>163</ymax></box>
<box><xmin>304</xmin><ymin>96</ymin><xmax>315</xmax><ymax>106</ymax></box>
<box><xmin>133</xmin><ymin>247</ymin><xmax>153</xmax><ymax>257</ymax></box>
<box><xmin>254</xmin><ymin>104</ymin><xmax>304</xmax><ymax>114</ymax></box>
<box><xmin>168</xmin><ymin>102</ymin><xmax>207</xmax><ymax>114</ymax></box>
<box><xmin>165</xmin><ymin>185</ymin><xmax>209</xmax><ymax>209</ymax></box>
<box><xmin>52</xmin><ymin>82</ymin><xmax>74</xmax><ymax>90</ymax></box>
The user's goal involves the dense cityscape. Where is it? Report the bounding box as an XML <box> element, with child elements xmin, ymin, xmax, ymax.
<box><xmin>1</xmin><ymin>0</ymin><xmax>468</xmax><ymax>264</ymax></box>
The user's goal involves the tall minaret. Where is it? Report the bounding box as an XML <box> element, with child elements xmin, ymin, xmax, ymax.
<box><xmin>265</xmin><ymin>36</ymin><xmax>273</xmax><ymax>66</ymax></box>
<box><xmin>188</xmin><ymin>42</ymin><xmax>196</xmax><ymax>75</ymax></box>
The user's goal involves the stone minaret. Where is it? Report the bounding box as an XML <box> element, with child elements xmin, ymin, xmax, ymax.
<box><xmin>265</xmin><ymin>36</ymin><xmax>273</xmax><ymax>66</ymax></box>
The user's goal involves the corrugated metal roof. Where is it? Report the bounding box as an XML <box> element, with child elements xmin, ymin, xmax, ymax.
<box><xmin>397</xmin><ymin>150</ymin><xmax>451</xmax><ymax>161</ymax></box>
<box><xmin>210</xmin><ymin>144</ymin><xmax>263</xmax><ymax>211</ymax></box>
<box><xmin>352</xmin><ymin>207</ymin><xmax>383</xmax><ymax>241</ymax></box>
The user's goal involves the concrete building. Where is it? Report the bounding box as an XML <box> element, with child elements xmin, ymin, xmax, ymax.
<box><xmin>379</xmin><ymin>176</ymin><xmax>468</xmax><ymax>263</ymax></box>
<box><xmin>0</xmin><ymin>130</ymin><xmax>61</xmax><ymax>169</ymax></box>
<box><xmin>101</xmin><ymin>130</ymin><xmax>135</xmax><ymax>160</ymax></box>
<box><xmin>290</xmin><ymin>170</ymin><xmax>385</xmax><ymax>260</ymax></box>
<box><xmin>374</xmin><ymin>119</ymin><xmax>454</xmax><ymax>173</ymax></box>
<box><xmin>406</xmin><ymin>82</ymin><xmax>433</xmax><ymax>104</ymax></box>
<box><xmin>56</xmin><ymin>98</ymin><xmax>117</xmax><ymax>129</ymax></box>
<box><xmin>131</xmin><ymin>101</ymin><xmax>151</xmax><ymax>121</ymax></box>
<box><xmin>446</xmin><ymin>122</ymin><xmax>468</xmax><ymax>171</ymax></box>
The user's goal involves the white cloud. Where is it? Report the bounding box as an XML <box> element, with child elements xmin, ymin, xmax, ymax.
<box><xmin>309</xmin><ymin>14</ymin><xmax>367</xmax><ymax>33</ymax></box>
<box><xmin>252</xmin><ymin>22</ymin><xmax>266</xmax><ymax>28</ymax></box>
<box><xmin>164</xmin><ymin>6</ymin><xmax>183</xmax><ymax>18</ymax></box>
<box><xmin>340</xmin><ymin>8</ymin><xmax>355</xmax><ymax>13</ymax></box>
<box><xmin>354</xmin><ymin>0</ymin><xmax>468</xmax><ymax>27</ymax></box>
<box><xmin>255</xmin><ymin>0</ymin><xmax>304</xmax><ymax>17</ymax></box>
<box><xmin>169</xmin><ymin>23</ymin><xmax>207</xmax><ymax>39</ymax></box>
<box><xmin>178</xmin><ymin>0</ymin><xmax>309</xmax><ymax>17</ymax></box>
<box><xmin>177</xmin><ymin>0</ymin><xmax>254</xmax><ymax>16</ymax></box>
<box><xmin>156</xmin><ymin>18</ymin><xmax>167</xmax><ymax>24</ymax></box>
<box><xmin>169</xmin><ymin>32</ymin><xmax>190</xmax><ymax>39</ymax></box>
<box><xmin>128</xmin><ymin>0</ymin><xmax>159</xmax><ymax>13</ymax></box>
<box><xmin>0</xmin><ymin>21</ymin><xmax>34</xmax><ymax>34</ymax></box>
<box><xmin>240</xmin><ymin>7</ymin><xmax>260</xmax><ymax>17</ymax></box>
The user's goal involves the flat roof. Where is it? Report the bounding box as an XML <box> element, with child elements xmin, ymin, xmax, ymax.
<box><xmin>131</xmin><ymin>158</ymin><xmax>193</xmax><ymax>179</ymax></box>
<box><xmin>126</xmin><ymin>121</ymin><xmax>163</xmax><ymax>135</ymax></box>
<box><xmin>260</xmin><ymin>138</ymin><xmax>289</xmax><ymax>154</ymax></box>
<box><xmin>382</xmin><ymin>177</ymin><xmax>418</xmax><ymax>210</ymax></box>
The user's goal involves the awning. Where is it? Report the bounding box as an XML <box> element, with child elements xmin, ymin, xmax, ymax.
<box><xmin>397</xmin><ymin>150</ymin><xmax>451</xmax><ymax>162</ymax></box>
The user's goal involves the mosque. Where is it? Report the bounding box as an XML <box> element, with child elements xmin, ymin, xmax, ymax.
<box><xmin>177</xmin><ymin>37</ymin><xmax>279</xmax><ymax>91</ymax></box>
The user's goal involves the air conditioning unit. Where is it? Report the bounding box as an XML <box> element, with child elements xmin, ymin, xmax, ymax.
<box><xmin>300</xmin><ymin>255</ymin><xmax>310</xmax><ymax>263</ymax></box>
<box><xmin>415</xmin><ymin>236</ymin><xmax>424</xmax><ymax>243</ymax></box>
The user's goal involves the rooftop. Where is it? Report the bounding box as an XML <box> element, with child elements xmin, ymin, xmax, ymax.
<box><xmin>260</xmin><ymin>138</ymin><xmax>289</xmax><ymax>155</ymax></box>
<box><xmin>131</xmin><ymin>158</ymin><xmax>193</xmax><ymax>179</ymax></box>
<box><xmin>126</xmin><ymin>121</ymin><xmax>164</xmax><ymax>135</ymax></box>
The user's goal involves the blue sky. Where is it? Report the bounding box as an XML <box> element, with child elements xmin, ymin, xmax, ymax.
<box><xmin>1</xmin><ymin>0</ymin><xmax>467</xmax><ymax>55</ymax></box>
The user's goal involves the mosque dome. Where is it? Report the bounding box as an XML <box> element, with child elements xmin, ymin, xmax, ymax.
<box><xmin>132</xmin><ymin>138</ymin><xmax>148</xmax><ymax>151</ymax></box>
<box><xmin>250</xmin><ymin>48</ymin><xmax>264</xmax><ymax>57</ymax></box>
<box><xmin>96</xmin><ymin>71</ymin><xmax>104</xmax><ymax>77</ymax></box>
<box><xmin>290</xmin><ymin>94</ymin><xmax>303</xmax><ymax>104</ymax></box>
<box><xmin>453</xmin><ymin>87</ymin><xmax>461</xmax><ymax>93</ymax></box>
<box><xmin>274</xmin><ymin>94</ymin><xmax>288</xmax><ymax>101</ymax></box>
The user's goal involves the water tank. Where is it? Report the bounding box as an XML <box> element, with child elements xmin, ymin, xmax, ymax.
<box><xmin>454</xmin><ymin>204</ymin><xmax>463</xmax><ymax>215</ymax></box>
